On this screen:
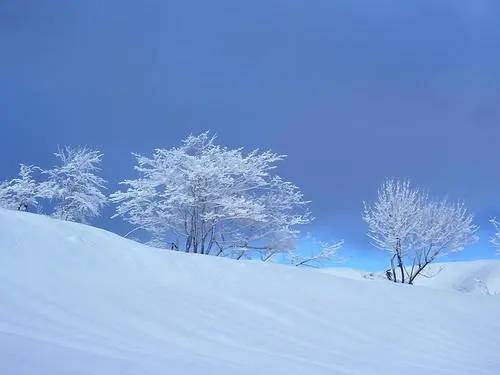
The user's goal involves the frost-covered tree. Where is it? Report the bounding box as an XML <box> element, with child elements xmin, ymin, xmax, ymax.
<box><xmin>363</xmin><ymin>179</ymin><xmax>478</xmax><ymax>284</ymax></box>
<box><xmin>409</xmin><ymin>200</ymin><xmax>478</xmax><ymax>283</ymax></box>
<box><xmin>291</xmin><ymin>237</ymin><xmax>344</xmax><ymax>267</ymax></box>
<box><xmin>362</xmin><ymin>179</ymin><xmax>423</xmax><ymax>283</ymax></box>
<box><xmin>42</xmin><ymin>146</ymin><xmax>107</xmax><ymax>223</ymax></box>
<box><xmin>0</xmin><ymin>181</ymin><xmax>11</xmax><ymax>209</ymax></box>
<box><xmin>0</xmin><ymin>164</ymin><xmax>43</xmax><ymax>212</ymax></box>
<box><xmin>111</xmin><ymin>132</ymin><xmax>312</xmax><ymax>260</ymax></box>
<box><xmin>490</xmin><ymin>219</ymin><xmax>500</xmax><ymax>254</ymax></box>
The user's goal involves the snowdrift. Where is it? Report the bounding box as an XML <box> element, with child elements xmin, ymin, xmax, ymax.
<box><xmin>1</xmin><ymin>209</ymin><xmax>500</xmax><ymax>374</ymax></box>
<box><xmin>415</xmin><ymin>259</ymin><xmax>500</xmax><ymax>295</ymax></box>
<box><xmin>323</xmin><ymin>260</ymin><xmax>500</xmax><ymax>296</ymax></box>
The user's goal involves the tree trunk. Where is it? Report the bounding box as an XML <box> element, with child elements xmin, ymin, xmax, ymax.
<box><xmin>396</xmin><ymin>238</ymin><xmax>405</xmax><ymax>283</ymax></box>
<box><xmin>390</xmin><ymin>254</ymin><xmax>398</xmax><ymax>283</ymax></box>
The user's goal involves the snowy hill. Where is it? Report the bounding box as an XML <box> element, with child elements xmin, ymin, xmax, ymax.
<box><xmin>323</xmin><ymin>260</ymin><xmax>500</xmax><ymax>296</ymax></box>
<box><xmin>414</xmin><ymin>260</ymin><xmax>500</xmax><ymax>295</ymax></box>
<box><xmin>1</xmin><ymin>209</ymin><xmax>500</xmax><ymax>374</ymax></box>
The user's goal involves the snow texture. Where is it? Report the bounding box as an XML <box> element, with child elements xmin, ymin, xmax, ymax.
<box><xmin>1</xmin><ymin>209</ymin><xmax>499</xmax><ymax>374</ymax></box>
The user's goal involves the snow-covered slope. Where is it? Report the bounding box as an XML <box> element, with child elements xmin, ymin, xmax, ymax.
<box><xmin>323</xmin><ymin>260</ymin><xmax>500</xmax><ymax>296</ymax></box>
<box><xmin>414</xmin><ymin>260</ymin><xmax>500</xmax><ymax>295</ymax></box>
<box><xmin>1</xmin><ymin>209</ymin><xmax>500</xmax><ymax>374</ymax></box>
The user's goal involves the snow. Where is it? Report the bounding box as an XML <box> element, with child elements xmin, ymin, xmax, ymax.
<box><xmin>414</xmin><ymin>260</ymin><xmax>500</xmax><ymax>295</ymax></box>
<box><xmin>323</xmin><ymin>260</ymin><xmax>500</xmax><ymax>296</ymax></box>
<box><xmin>1</xmin><ymin>209</ymin><xmax>500</xmax><ymax>374</ymax></box>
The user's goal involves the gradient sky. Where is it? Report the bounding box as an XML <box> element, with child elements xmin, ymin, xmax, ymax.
<box><xmin>1</xmin><ymin>1</ymin><xmax>500</xmax><ymax>269</ymax></box>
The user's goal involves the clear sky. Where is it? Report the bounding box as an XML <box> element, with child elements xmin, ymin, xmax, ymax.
<box><xmin>1</xmin><ymin>1</ymin><xmax>500</xmax><ymax>269</ymax></box>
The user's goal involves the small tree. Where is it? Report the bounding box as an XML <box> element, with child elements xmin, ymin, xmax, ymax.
<box><xmin>490</xmin><ymin>218</ymin><xmax>500</xmax><ymax>254</ymax></box>
<box><xmin>111</xmin><ymin>132</ymin><xmax>312</xmax><ymax>260</ymax></box>
<box><xmin>362</xmin><ymin>179</ymin><xmax>423</xmax><ymax>283</ymax></box>
<box><xmin>408</xmin><ymin>200</ymin><xmax>478</xmax><ymax>284</ymax></box>
<box><xmin>42</xmin><ymin>146</ymin><xmax>107</xmax><ymax>223</ymax></box>
<box><xmin>0</xmin><ymin>181</ymin><xmax>11</xmax><ymax>209</ymax></box>
<box><xmin>363</xmin><ymin>179</ymin><xmax>478</xmax><ymax>284</ymax></box>
<box><xmin>291</xmin><ymin>237</ymin><xmax>344</xmax><ymax>267</ymax></box>
<box><xmin>0</xmin><ymin>164</ymin><xmax>43</xmax><ymax>212</ymax></box>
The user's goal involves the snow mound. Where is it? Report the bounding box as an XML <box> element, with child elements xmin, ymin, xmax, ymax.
<box><xmin>323</xmin><ymin>260</ymin><xmax>500</xmax><ymax>296</ymax></box>
<box><xmin>414</xmin><ymin>260</ymin><xmax>500</xmax><ymax>295</ymax></box>
<box><xmin>1</xmin><ymin>209</ymin><xmax>500</xmax><ymax>374</ymax></box>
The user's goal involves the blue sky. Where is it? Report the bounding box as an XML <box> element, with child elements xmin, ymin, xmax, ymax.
<box><xmin>1</xmin><ymin>1</ymin><xmax>500</xmax><ymax>269</ymax></box>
